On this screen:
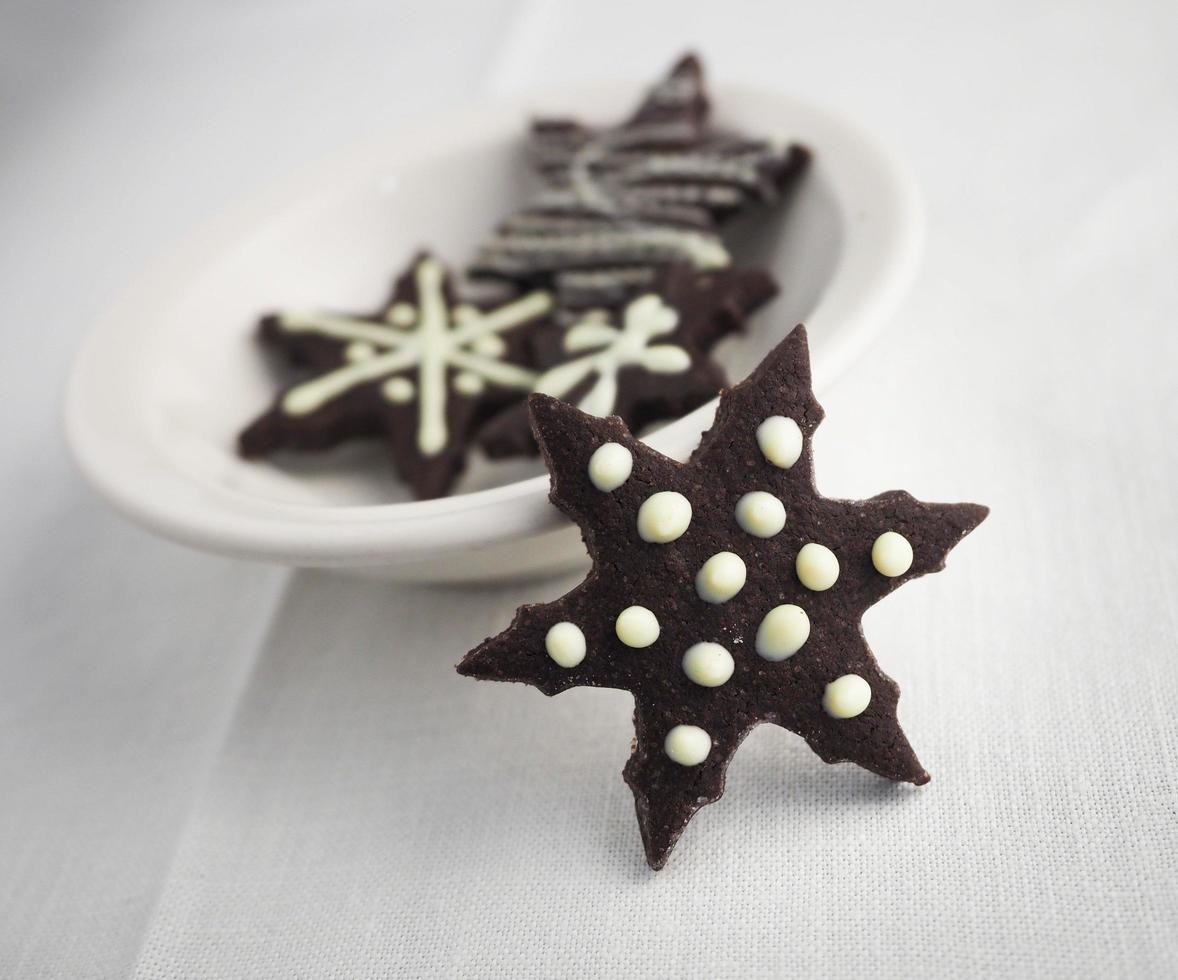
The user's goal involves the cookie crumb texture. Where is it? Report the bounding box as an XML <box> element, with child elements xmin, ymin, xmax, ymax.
<box><xmin>458</xmin><ymin>327</ymin><xmax>987</xmax><ymax>870</ymax></box>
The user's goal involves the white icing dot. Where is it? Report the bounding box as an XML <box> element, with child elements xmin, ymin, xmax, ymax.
<box><xmin>615</xmin><ymin>606</ymin><xmax>660</xmax><ymax>648</ymax></box>
<box><xmin>872</xmin><ymin>531</ymin><xmax>914</xmax><ymax>577</ymax></box>
<box><xmin>388</xmin><ymin>302</ymin><xmax>417</xmax><ymax>327</ymax></box>
<box><xmin>695</xmin><ymin>552</ymin><xmax>747</xmax><ymax>604</ymax></box>
<box><xmin>796</xmin><ymin>543</ymin><xmax>839</xmax><ymax>591</ymax></box>
<box><xmin>823</xmin><ymin>674</ymin><xmax>872</xmax><ymax>719</ymax></box>
<box><xmin>545</xmin><ymin>622</ymin><xmax>586</xmax><ymax>668</ymax></box>
<box><xmin>755</xmin><ymin>604</ymin><xmax>810</xmax><ymax>661</ymax></box>
<box><xmin>382</xmin><ymin>376</ymin><xmax>416</xmax><ymax>404</ymax></box>
<box><xmin>451</xmin><ymin>303</ymin><xmax>479</xmax><ymax>324</ymax></box>
<box><xmin>734</xmin><ymin>491</ymin><xmax>786</xmax><ymax>538</ymax></box>
<box><xmin>664</xmin><ymin>725</ymin><xmax>712</xmax><ymax>766</ymax></box>
<box><xmin>682</xmin><ymin>642</ymin><xmax>734</xmax><ymax>687</ymax></box>
<box><xmin>344</xmin><ymin>341</ymin><xmax>376</xmax><ymax>362</ymax></box>
<box><xmin>756</xmin><ymin>416</ymin><xmax>803</xmax><ymax>469</ymax></box>
<box><xmin>453</xmin><ymin>371</ymin><xmax>485</xmax><ymax>396</ymax></box>
<box><xmin>636</xmin><ymin>491</ymin><xmax>692</xmax><ymax>543</ymax></box>
<box><xmin>470</xmin><ymin>333</ymin><xmax>507</xmax><ymax>358</ymax></box>
<box><xmin>588</xmin><ymin>442</ymin><xmax>633</xmax><ymax>492</ymax></box>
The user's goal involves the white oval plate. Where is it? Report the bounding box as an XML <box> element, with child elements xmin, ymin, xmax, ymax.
<box><xmin>65</xmin><ymin>83</ymin><xmax>922</xmax><ymax>582</ymax></box>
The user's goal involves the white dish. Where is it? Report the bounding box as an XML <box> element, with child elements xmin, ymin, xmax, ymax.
<box><xmin>64</xmin><ymin>82</ymin><xmax>923</xmax><ymax>582</ymax></box>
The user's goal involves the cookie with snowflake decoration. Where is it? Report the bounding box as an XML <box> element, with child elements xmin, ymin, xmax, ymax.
<box><xmin>458</xmin><ymin>326</ymin><xmax>987</xmax><ymax>869</ymax></box>
<box><xmin>238</xmin><ymin>252</ymin><xmax>553</xmax><ymax>499</ymax></box>
<box><xmin>478</xmin><ymin>264</ymin><xmax>777</xmax><ymax>459</ymax></box>
<box><xmin>470</xmin><ymin>53</ymin><xmax>811</xmax><ymax>307</ymax></box>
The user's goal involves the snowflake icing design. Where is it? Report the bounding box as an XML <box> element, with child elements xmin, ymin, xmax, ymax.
<box><xmin>277</xmin><ymin>257</ymin><xmax>549</xmax><ymax>452</ymax></box>
<box><xmin>239</xmin><ymin>253</ymin><xmax>552</xmax><ymax>498</ymax></box>
<box><xmin>475</xmin><ymin>265</ymin><xmax>778</xmax><ymax>462</ymax></box>
<box><xmin>533</xmin><ymin>294</ymin><xmax>691</xmax><ymax>417</ymax></box>
<box><xmin>459</xmin><ymin>327</ymin><xmax>988</xmax><ymax>869</ymax></box>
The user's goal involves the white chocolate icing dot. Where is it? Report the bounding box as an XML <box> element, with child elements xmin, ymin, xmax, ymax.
<box><xmin>451</xmin><ymin>303</ymin><xmax>479</xmax><ymax>324</ymax></box>
<box><xmin>615</xmin><ymin>606</ymin><xmax>660</xmax><ymax>648</ymax></box>
<box><xmin>872</xmin><ymin>531</ymin><xmax>914</xmax><ymax>577</ymax></box>
<box><xmin>796</xmin><ymin>543</ymin><xmax>839</xmax><ymax>591</ymax></box>
<box><xmin>545</xmin><ymin>621</ymin><xmax>586</xmax><ymax>668</ymax></box>
<box><xmin>588</xmin><ymin>442</ymin><xmax>633</xmax><ymax>492</ymax></box>
<box><xmin>636</xmin><ymin>491</ymin><xmax>692</xmax><ymax>543</ymax></box>
<box><xmin>682</xmin><ymin>642</ymin><xmax>734</xmax><ymax>687</ymax></box>
<box><xmin>453</xmin><ymin>370</ymin><xmax>485</xmax><ymax>396</ymax></box>
<box><xmin>822</xmin><ymin>674</ymin><xmax>872</xmax><ymax>719</ymax></box>
<box><xmin>344</xmin><ymin>341</ymin><xmax>376</xmax><ymax>362</ymax></box>
<box><xmin>382</xmin><ymin>376</ymin><xmax>416</xmax><ymax>404</ymax></box>
<box><xmin>388</xmin><ymin>302</ymin><xmax>417</xmax><ymax>327</ymax></box>
<box><xmin>664</xmin><ymin>724</ymin><xmax>712</xmax><ymax>766</ymax></box>
<box><xmin>734</xmin><ymin>491</ymin><xmax>786</xmax><ymax>538</ymax></box>
<box><xmin>755</xmin><ymin>604</ymin><xmax>810</xmax><ymax>661</ymax></box>
<box><xmin>695</xmin><ymin>552</ymin><xmax>747</xmax><ymax>604</ymax></box>
<box><xmin>470</xmin><ymin>333</ymin><xmax>507</xmax><ymax>358</ymax></box>
<box><xmin>756</xmin><ymin>416</ymin><xmax>803</xmax><ymax>469</ymax></box>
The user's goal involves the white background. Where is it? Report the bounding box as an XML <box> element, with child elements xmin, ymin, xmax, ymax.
<box><xmin>2</xmin><ymin>1</ymin><xmax>1177</xmax><ymax>977</ymax></box>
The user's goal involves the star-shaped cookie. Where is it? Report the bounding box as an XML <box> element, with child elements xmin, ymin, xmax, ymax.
<box><xmin>471</xmin><ymin>53</ymin><xmax>811</xmax><ymax>307</ymax></box>
<box><xmin>239</xmin><ymin>253</ymin><xmax>552</xmax><ymax>499</ymax></box>
<box><xmin>459</xmin><ymin>326</ymin><xmax>987</xmax><ymax>869</ymax></box>
<box><xmin>478</xmin><ymin>264</ymin><xmax>777</xmax><ymax>458</ymax></box>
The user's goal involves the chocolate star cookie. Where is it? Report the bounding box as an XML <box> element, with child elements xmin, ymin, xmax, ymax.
<box><xmin>478</xmin><ymin>264</ymin><xmax>777</xmax><ymax>459</ymax></box>
<box><xmin>471</xmin><ymin>53</ymin><xmax>811</xmax><ymax>307</ymax></box>
<box><xmin>239</xmin><ymin>253</ymin><xmax>552</xmax><ymax>499</ymax></box>
<box><xmin>459</xmin><ymin>327</ymin><xmax>987</xmax><ymax>869</ymax></box>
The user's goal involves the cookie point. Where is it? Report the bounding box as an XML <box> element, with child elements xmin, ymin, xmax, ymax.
<box><xmin>527</xmin><ymin>391</ymin><xmax>562</xmax><ymax>413</ymax></box>
<box><xmin>959</xmin><ymin>502</ymin><xmax>991</xmax><ymax>531</ymax></box>
<box><xmin>454</xmin><ymin>650</ymin><xmax>485</xmax><ymax>677</ymax></box>
<box><xmin>670</xmin><ymin>51</ymin><xmax>703</xmax><ymax>75</ymax></box>
<box><xmin>526</xmin><ymin>391</ymin><xmax>573</xmax><ymax>438</ymax></box>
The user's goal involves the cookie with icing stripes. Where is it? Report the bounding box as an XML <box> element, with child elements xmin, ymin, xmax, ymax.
<box><xmin>470</xmin><ymin>53</ymin><xmax>810</xmax><ymax>307</ymax></box>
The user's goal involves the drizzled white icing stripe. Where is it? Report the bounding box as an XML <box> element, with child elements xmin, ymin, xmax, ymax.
<box><xmin>531</xmin><ymin>121</ymin><xmax>701</xmax><ymax>161</ymax></box>
<box><xmin>281</xmin><ymin>347</ymin><xmax>419</xmax><ymax>416</ymax></box>
<box><xmin>478</xmin><ymin>226</ymin><xmax>731</xmax><ymax>274</ymax></box>
<box><xmin>618</xmin><ymin>163</ymin><xmax>762</xmax><ymax>193</ymax></box>
<box><xmin>414</xmin><ymin>258</ymin><xmax>450</xmax><ymax>454</ymax></box>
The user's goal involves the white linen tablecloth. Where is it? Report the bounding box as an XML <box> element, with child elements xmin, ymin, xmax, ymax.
<box><xmin>2</xmin><ymin>1</ymin><xmax>1176</xmax><ymax>976</ymax></box>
